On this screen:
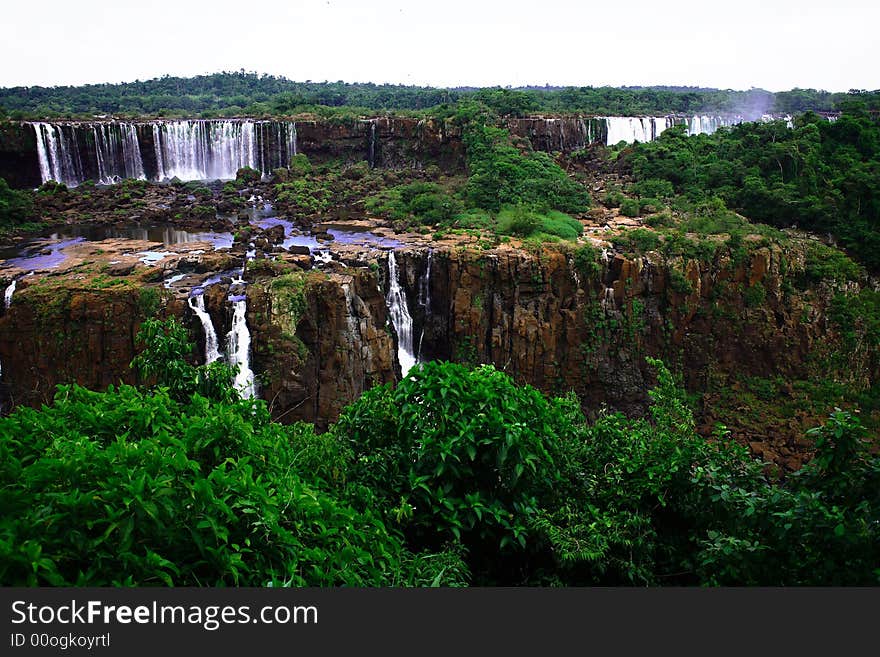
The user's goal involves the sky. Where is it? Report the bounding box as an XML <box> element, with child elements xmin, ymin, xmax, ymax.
<box><xmin>2</xmin><ymin>0</ymin><xmax>877</xmax><ymax>92</ymax></box>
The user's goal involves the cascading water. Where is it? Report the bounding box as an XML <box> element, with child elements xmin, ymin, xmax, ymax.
<box><xmin>226</xmin><ymin>288</ymin><xmax>256</xmax><ymax>399</ymax></box>
<box><xmin>604</xmin><ymin>117</ymin><xmax>672</xmax><ymax>145</ymax></box>
<box><xmin>4</xmin><ymin>279</ymin><xmax>16</xmax><ymax>310</ymax></box>
<box><xmin>416</xmin><ymin>249</ymin><xmax>433</xmax><ymax>360</ymax></box>
<box><xmin>153</xmin><ymin>120</ymin><xmax>258</xmax><ymax>181</ymax></box>
<box><xmin>188</xmin><ymin>293</ymin><xmax>221</xmax><ymax>364</ymax></box>
<box><xmin>601</xmin><ymin>287</ymin><xmax>616</xmax><ymax>313</ymax></box>
<box><xmin>368</xmin><ymin>121</ymin><xmax>377</xmax><ymax>168</ymax></box>
<box><xmin>386</xmin><ymin>252</ymin><xmax>415</xmax><ymax>377</ymax></box>
<box><xmin>92</xmin><ymin>123</ymin><xmax>146</xmax><ymax>183</ymax></box>
<box><xmin>31</xmin><ymin>119</ymin><xmax>300</xmax><ymax>186</ymax></box>
<box><xmin>33</xmin><ymin>122</ymin><xmax>84</xmax><ymax>187</ymax></box>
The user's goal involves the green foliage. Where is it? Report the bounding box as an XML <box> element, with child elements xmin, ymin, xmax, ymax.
<box><xmin>828</xmin><ymin>290</ymin><xmax>880</xmax><ymax>357</ymax></box>
<box><xmin>743</xmin><ymin>282</ymin><xmax>767</xmax><ymax>308</ymax></box>
<box><xmin>3</xmin><ymin>72</ymin><xmax>876</xmax><ymax>120</ymax></box>
<box><xmin>274</xmin><ymin>178</ymin><xmax>332</xmax><ymax>214</ymax></box>
<box><xmin>335</xmin><ymin>361</ymin><xmax>573</xmax><ymax>579</ymax></box>
<box><xmin>495</xmin><ymin>206</ymin><xmax>583</xmax><ymax>240</ymax></box>
<box><xmin>668</xmin><ymin>268</ymin><xmax>695</xmax><ymax>295</ymax></box>
<box><xmin>137</xmin><ymin>287</ymin><xmax>161</xmax><ymax>317</ymax></box>
<box><xmin>611</xmin><ymin>228</ymin><xmax>661</xmax><ymax>254</ymax></box>
<box><xmin>624</xmin><ymin>108</ymin><xmax>880</xmax><ymax>270</ymax></box>
<box><xmin>0</xmin><ymin>384</ymin><xmax>407</xmax><ymax>586</ymax></box>
<box><xmin>802</xmin><ymin>242</ymin><xmax>864</xmax><ymax>284</ymax></box>
<box><xmin>366</xmin><ymin>181</ymin><xmax>463</xmax><ymax>227</ymax></box>
<box><xmin>288</xmin><ymin>153</ymin><xmax>312</xmax><ymax>177</ymax></box>
<box><xmin>0</xmin><ymin>177</ymin><xmax>34</xmax><ymax>226</ymax></box>
<box><xmin>573</xmin><ymin>243</ymin><xmax>602</xmax><ymax>278</ymax></box>
<box><xmin>463</xmin><ymin>123</ymin><xmax>590</xmax><ymax>213</ymax></box>
<box><xmin>235</xmin><ymin>167</ymin><xmax>261</xmax><ymax>184</ymax></box>
<box><xmin>619</xmin><ymin>198</ymin><xmax>641</xmax><ymax>217</ymax></box>
<box><xmin>131</xmin><ymin>318</ymin><xmax>238</xmax><ymax>404</ymax></box>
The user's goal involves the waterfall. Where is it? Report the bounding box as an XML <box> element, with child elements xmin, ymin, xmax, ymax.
<box><xmin>4</xmin><ymin>279</ymin><xmax>16</xmax><ymax>310</ymax></box>
<box><xmin>386</xmin><ymin>252</ymin><xmax>415</xmax><ymax>377</ymax></box>
<box><xmin>226</xmin><ymin>292</ymin><xmax>256</xmax><ymax>398</ymax></box>
<box><xmin>31</xmin><ymin>119</ymin><xmax>300</xmax><ymax>185</ymax></box>
<box><xmin>92</xmin><ymin>124</ymin><xmax>146</xmax><ymax>183</ymax></box>
<box><xmin>601</xmin><ymin>287</ymin><xmax>616</xmax><ymax>313</ymax></box>
<box><xmin>32</xmin><ymin>122</ymin><xmax>83</xmax><ymax>186</ymax></box>
<box><xmin>601</xmin><ymin>114</ymin><xmax>749</xmax><ymax>145</ymax></box>
<box><xmin>368</xmin><ymin>121</ymin><xmax>377</xmax><ymax>168</ymax></box>
<box><xmin>416</xmin><ymin>249</ymin><xmax>433</xmax><ymax>360</ymax></box>
<box><xmin>153</xmin><ymin>120</ymin><xmax>259</xmax><ymax>181</ymax></box>
<box><xmin>605</xmin><ymin>117</ymin><xmax>671</xmax><ymax>145</ymax></box>
<box><xmin>121</xmin><ymin>123</ymin><xmax>146</xmax><ymax>180</ymax></box>
<box><xmin>188</xmin><ymin>293</ymin><xmax>221</xmax><ymax>364</ymax></box>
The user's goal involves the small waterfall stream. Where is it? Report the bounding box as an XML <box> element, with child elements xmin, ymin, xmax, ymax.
<box><xmin>368</xmin><ymin>121</ymin><xmax>377</xmax><ymax>168</ymax></box>
<box><xmin>188</xmin><ymin>293</ymin><xmax>221</xmax><ymax>364</ymax></box>
<box><xmin>386</xmin><ymin>252</ymin><xmax>415</xmax><ymax>377</ymax></box>
<box><xmin>4</xmin><ymin>279</ymin><xmax>16</xmax><ymax>310</ymax></box>
<box><xmin>417</xmin><ymin>249</ymin><xmax>433</xmax><ymax>360</ymax></box>
<box><xmin>227</xmin><ymin>292</ymin><xmax>256</xmax><ymax>398</ymax></box>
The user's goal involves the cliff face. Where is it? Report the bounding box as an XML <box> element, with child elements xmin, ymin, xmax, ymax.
<box><xmin>0</xmin><ymin>117</ymin><xmax>467</xmax><ymax>188</ymax></box>
<box><xmin>0</xmin><ymin>281</ymin><xmax>146</xmax><ymax>409</ymax></box>
<box><xmin>0</xmin><ymin>123</ymin><xmax>40</xmax><ymax>188</ymax></box>
<box><xmin>246</xmin><ymin>268</ymin><xmax>397</xmax><ymax>430</ymax></box>
<box><xmin>0</xmin><ymin>115</ymin><xmax>603</xmax><ymax>189</ymax></box>
<box><xmin>398</xmin><ymin>244</ymin><xmax>844</xmax><ymax>415</ymax></box>
<box><xmin>295</xmin><ymin>117</ymin><xmax>464</xmax><ymax>172</ymax></box>
<box><xmin>0</xmin><ymin>240</ymin><xmax>873</xmax><ymax>469</ymax></box>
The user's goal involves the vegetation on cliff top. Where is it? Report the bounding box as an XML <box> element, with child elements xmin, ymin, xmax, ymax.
<box><xmin>2</xmin><ymin>71</ymin><xmax>878</xmax><ymax>120</ymax></box>
<box><xmin>620</xmin><ymin>104</ymin><xmax>880</xmax><ymax>270</ymax></box>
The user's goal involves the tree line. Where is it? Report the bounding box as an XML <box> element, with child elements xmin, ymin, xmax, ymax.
<box><xmin>1</xmin><ymin>71</ymin><xmax>877</xmax><ymax>119</ymax></box>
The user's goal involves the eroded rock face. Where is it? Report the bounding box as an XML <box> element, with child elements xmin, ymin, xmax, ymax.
<box><xmin>247</xmin><ymin>268</ymin><xmax>396</xmax><ymax>430</ymax></box>
<box><xmin>395</xmin><ymin>243</ymin><xmax>876</xmax><ymax>466</ymax></box>
<box><xmin>0</xmin><ymin>281</ymin><xmax>147</xmax><ymax>408</ymax></box>
<box><xmin>0</xmin><ymin>240</ymin><xmax>874</xmax><ymax>471</ymax></box>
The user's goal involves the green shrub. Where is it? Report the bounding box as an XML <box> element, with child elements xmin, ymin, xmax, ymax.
<box><xmin>235</xmin><ymin>167</ymin><xmax>261</xmax><ymax>184</ymax></box>
<box><xmin>619</xmin><ymin>198</ymin><xmax>641</xmax><ymax>217</ymax></box>
<box><xmin>288</xmin><ymin>153</ymin><xmax>312</xmax><ymax>177</ymax></box>
<box><xmin>612</xmin><ymin>228</ymin><xmax>661</xmax><ymax>253</ymax></box>
<box><xmin>0</xmin><ymin>177</ymin><xmax>34</xmax><ymax>226</ymax></box>
<box><xmin>335</xmin><ymin>361</ymin><xmax>574</xmax><ymax>574</ymax></box>
<box><xmin>497</xmin><ymin>205</ymin><xmax>542</xmax><ymax>237</ymax></box>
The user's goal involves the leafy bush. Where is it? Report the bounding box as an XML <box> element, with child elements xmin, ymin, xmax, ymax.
<box><xmin>288</xmin><ymin>153</ymin><xmax>312</xmax><ymax>177</ymax></box>
<box><xmin>0</xmin><ymin>177</ymin><xmax>34</xmax><ymax>226</ymax></box>
<box><xmin>366</xmin><ymin>182</ymin><xmax>464</xmax><ymax>227</ymax></box>
<box><xmin>463</xmin><ymin>123</ymin><xmax>590</xmax><ymax>213</ymax></box>
<box><xmin>611</xmin><ymin>228</ymin><xmax>661</xmax><ymax>253</ymax></box>
<box><xmin>235</xmin><ymin>167</ymin><xmax>261</xmax><ymax>184</ymax></box>
<box><xmin>619</xmin><ymin>198</ymin><xmax>640</xmax><ymax>217</ymax></box>
<box><xmin>335</xmin><ymin>361</ymin><xmax>574</xmax><ymax>578</ymax></box>
<box><xmin>0</xmin><ymin>384</ymin><xmax>409</xmax><ymax>586</ymax></box>
<box><xmin>497</xmin><ymin>206</ymin><xmax>583</xmax><ymax>240</ymax></box>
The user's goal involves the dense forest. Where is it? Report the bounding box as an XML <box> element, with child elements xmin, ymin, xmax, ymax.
<box><xmin>1</xmin><ymin>71</ymin><xmax>878</xmax><ymax>119</ymax></box>
<box><xmin>618</xmin><ymin>104</ymin><xmax>880</xmax><ymax>269</ymax></box>
<box><xmin>1</xmin><ymin>319</ymin><xmax>877</xmax><ymax>586</ymax></box>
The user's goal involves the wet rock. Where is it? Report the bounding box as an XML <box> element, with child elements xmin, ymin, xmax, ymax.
<box><xmin>106</xmin><ymin>262</ymin><xmax>135</xmax><ymax>276</ymax></box>
<box><xmin>264</xmin><ymin>225</ymin><xmax>286</xmax><ymax>244</ymax></box>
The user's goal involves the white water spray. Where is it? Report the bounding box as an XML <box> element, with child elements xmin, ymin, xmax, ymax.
<box><xmin>386</xmin><ymin>252</ymin><xmax>415</xmax><ymax>377</ymax></box>
<box><xmin>4</xmin><ymin>279</ymin><xmax>16</xmax><ymax>310</ymax></box>
<box><xmin>188</xmin><ymin>294</ymin><xmax>221</xmax><ymax>364</ymax></box>
<box><xmin>227</xmin><ymin>291</ymin><xmax>255</xmax><ymax>398</ymax></box>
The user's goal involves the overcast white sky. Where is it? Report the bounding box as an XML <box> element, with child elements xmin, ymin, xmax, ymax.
<box><xmin>2</xmin><ymin>0</ymin><xmax>877</xmax><ymax>91</ymax></box>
